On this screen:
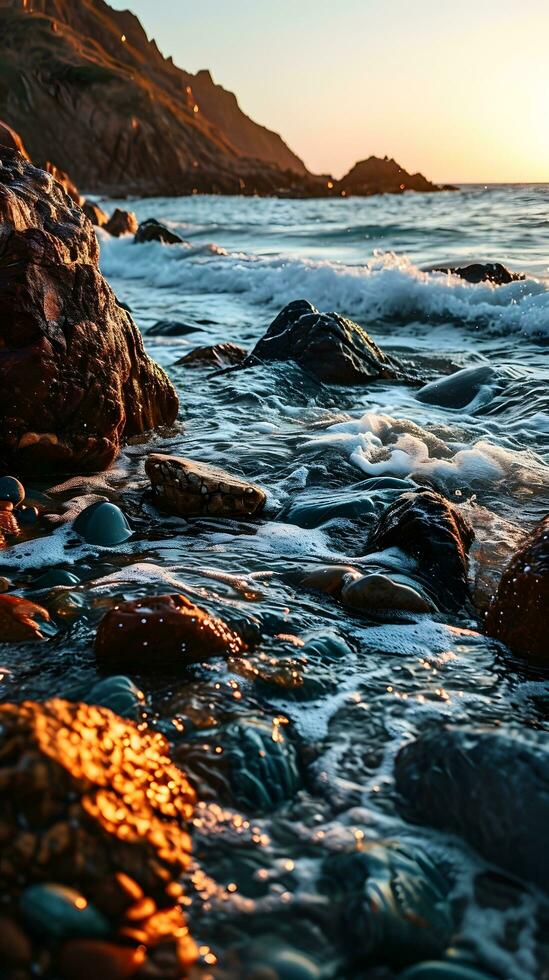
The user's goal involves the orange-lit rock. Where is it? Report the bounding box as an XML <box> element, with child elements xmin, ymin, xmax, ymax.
<box><xmin>0</xmin><ymin>595</ymin><xmax>50</xmax><ymax>642</ymax></box>
<box><xmin>95</xmin><ymin>593</ymin><xmax>248</xmax><ymax>670</ymax></box>
<box><xmin>485</xmin><ymin>515</ymin><xmax>549</xmax><ymax>664</ymax></box>
<box><xmin>57</xmin><ymin>939</ymin><xmax>146</xmax><ymax>980</ymax></box>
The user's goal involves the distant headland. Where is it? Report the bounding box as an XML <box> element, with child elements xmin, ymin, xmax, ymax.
<box><xmin>0</xmin><ymin>0</ymin><xmax>455</xmax><ymax>197</ymax></box>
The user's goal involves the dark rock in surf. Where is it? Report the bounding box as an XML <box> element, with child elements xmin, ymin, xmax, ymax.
<box><xmin>321</xmin><ymin>841</ymin><xmax>453</xmax><ymax>965</ymax></box>
<box><xmin>95</xmin><ymin>593</ymin><xmax>248</xmax><ymax>670</ymax></box>
<box><xmin>147</xmin><ymin>320</ymin><xmax>201</xmax><ymax>337</ymax></box>
<box><xmin>82</xmin><ymin>201</ymin><xmax>108</xmax><ymax>227</ymax></box>
<box><xmin>395</xmin><ymin>725</ymin><xmax>549</xmax><ymax>891</ymax></box>
<box><xmin>176</xmin><ymin>343</ymin><xmax>247</xmax><ymax>369</ymax></box>
<box><xmin>366</xmin><ymin>490</ymin><xmax>474</xmax><ymax>612</ymax></box>
<box><xmin>416</xmin><ymin>366</ymin><xmax>498</xmax><ymax>409</ymax></box>
<box><xmin>134</xmin><ymin>218</ymin><xmax>185</xmax><ymax>245</ymax></box>
<box><xmin>0</xmin><ymin>149</ymin><xmax>178</xmax><ymax>473</ymax></box>
<box><xmin>104</xmin><ymin>208</ymin><xmax>138</xmax><ymax>237</ymax></box>
<box><xmin>485</xmin><ymin>515</ymin><xmax>549</xmax><ymax>664</ymax></box>
<box><xmin>433</xmin><ymin>263</ymin><xmax>525</xmax><ymax>285</ymax></box>
<box><xmin>250</xmin><ymin>300</ymin><xmax>410</xmax><ymax>385</ymax></box>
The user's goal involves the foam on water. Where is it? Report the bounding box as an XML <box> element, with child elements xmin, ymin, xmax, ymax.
<box><xmin>99</xmin><ymin>234</ymin><xmax>549</xmax><ymax>339</ymax></box>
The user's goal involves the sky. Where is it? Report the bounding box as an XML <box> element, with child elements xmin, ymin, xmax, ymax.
<box><xmin>110</xmin><ymin>0</ymin><xmax>549</xmax><ymax>182</ymax></box>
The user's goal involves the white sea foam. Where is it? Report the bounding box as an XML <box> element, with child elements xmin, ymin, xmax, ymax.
<box><xmin>99</xmin><ymin>235</ymin><xmax>549</xmax><ymax>339</ymax></box>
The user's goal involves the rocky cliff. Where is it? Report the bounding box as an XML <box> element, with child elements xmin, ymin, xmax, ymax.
<box><xmin>0</xmin><ymin>0</ymin><xmax>449</xmax><ymax>197</ymax></box>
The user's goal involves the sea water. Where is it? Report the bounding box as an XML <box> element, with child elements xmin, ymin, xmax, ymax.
<box><xmin>1</xmin><ymin>185</ymin><xmax>548</xmax><ymax>978</ymax></box>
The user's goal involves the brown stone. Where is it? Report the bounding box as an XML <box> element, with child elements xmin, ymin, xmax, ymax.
<box><xmin>0</xmin><ymin>915</ymin><xmax>32</xmax><ymax>966</ymax></box>
<box><xmin>485</xmin><ymin>515</ymin><xmax>549</xmax><ymax>663</ymax></box>
<box><xmin>57</xmin><ymin>940</ymin><xmax>146</xmax><ymax>980</ymax></box>
<box><xmin>0</xmin><ymin>119</ymin><xmax>30</xmax><ymax>159</ymax></box>
<box><xmin>145</xmin><ymin>454</ymin><xmax>266</xmax><ymax>518</ymax></box>
<box><xmin>105</xmin><ymin>209</ymin><xmax>139</xmax><ymax>238</ymax></box>
<box><xmin>83</xmin><ymin>200</ymin><xmax>109</xmax><ymax>227</ymax></box>
<box><xmin>45</xmin><ymin>161</ymin><xmax>82</xmax><ymax>205</ymax></box>
<box><xmin>0</xmin><ymin>149</ymin><xmax>178</xmax><ymax>473</ymax></box>
<box><xmin>176</xmin><ymin>343</ymin><xmax>247</xmax><ymax>370</ymax></box>
<box><xmin>0</xmin><ymin>595</ymin><xmax>50</xmax><ymax>642</ymax></box>
<box><xmin>95</xmin><ymin>594</ymin><xmax>248</xmax><ymax>670</ymax></box>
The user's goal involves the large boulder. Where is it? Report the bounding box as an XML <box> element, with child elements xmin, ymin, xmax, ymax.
<box><xmin>82</xmin><ymin>200</ymin><xmax>108</xmax><ymax>228</ymax></box>
<box><xmin>104</xmin><ymin>208</ymin><xmax>138</xmax><ymax>237</ymax></box>
<box><xmin>432</xmin><ymin>262</ymin><xmax>524</xmax><ymax>285</ymax></box>
<box><xmin>0</xmin><ymin>699</ymin><xmax>197</xmax><ymax>973</ymax></box>
<box><xmin>250</xmin><ymin>300</ymin><xmax>410</xmax><ymax>385</ymax></box>
<box><xmin>485</xmin><ymin>515</ymin><xmax>548</xmax><ymax>664</ymax></box>
<box><xmin>146</xmin><ymin>453</ymin><xmax>266</xmax><ymax>518</ymax></box>
<box><xmin>0</xmin><ymin>149</ymin><xmax>178</xmax><ymax>473</ymax></box>
<box><xmin>134</xmin><ymin>218</ymin><xmax>184</xmax><ymax>245</ymax></box>
<box><xmin>395</xmin><ymin>725</ymin><xmax>549</xmax><ymax>891</ymax></box>
<box><xmin>365</xmin><ymin>490</ymin><xmax>474</xmax><ymax>612</ymax></box>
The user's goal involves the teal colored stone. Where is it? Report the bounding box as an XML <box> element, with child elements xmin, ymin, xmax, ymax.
<box><xmin>266</xmin><ymin>949</ymin><xmax>321</xmax><ymax>979</ymax></box>
<box><xmin>18</xmin><ymin>505</ymin><xmax>39</xmax><ymax>525</ymax></box>
<box><xmin>302</xmin><ymin>631</ymin><xmax>352</xmax><ymax>660</ymax></box>
<box><xmin>32</xmin><ymin>569</ymin><xmax>81</xmax><ymax>590</ymax></box>
<box><xmin>0</xmin><ymin>476</ymin><xmax>25</xmax><ymax>506</ymax></box>
<box><xmin>73</xmin><ymin>501</ymin><xmax>133</xmax><ymax>546</ymax></box>
<box><xmin>87</xmin><ymin>675</ymin><xmax>144</xmax><ymax>718</ymax></box>
<box><xmin>20</xmin><ymin>884</ymin><xmax>109</xmax><ymax>940</ymax></box>
<box><xmin>399</xmin><ymin>963</ymin><xmax>498</xmax><ymax>980</ymax></box>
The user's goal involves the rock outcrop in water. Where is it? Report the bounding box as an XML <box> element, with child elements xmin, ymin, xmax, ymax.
<box><xmin>0</xmin><ymin>148</ymin><xmax>178</xmax><ymax>473</ymax></box>
<box><xmin>95</xmin><ymin>593</ymin><xmax>248</xmax><ymax>669</ymax></box>
<box><xmin>0</xmin><ymin>2</ymin><xmax>448</xmax><ymax>198</ymax></box>
<box><xmin>395</xmin><ymin>725</ymin><xmax>549</xmax><ymax>891</ymax></box>
<box><xmin>146</xmin><ymin>454</ymin><xmax>266</xmax><ymax>518</ymax></box>
<box><xmin>433</xmin><ymin>262</ymin><xmax>525</xmax><ymax>285</ymax></box>
<box><xmin>485</xmin><ymin>515</ymin><xmax>548</xmax><ymax>664</ymax></box>
<box><xmin>250</xmin><ymin>300</ymin><xmax>410</xmax><ymax>385</ymax></box>
<box><xmin>0</xmin><ymin>698</ymin><xmax>197</xmax><ymax>976</ymax></box>
<box><xmin>366</xmin><ymin>490</ymin><xmax>474</xmax><ymax>612</ymax></box>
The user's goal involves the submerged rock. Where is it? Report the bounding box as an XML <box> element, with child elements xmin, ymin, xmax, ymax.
<box><xmin>485</xmin><ymin>515</ymin><xmax>548</xmax><ymax>664</ymax></box>
<box><xmin>21</xmin><ymin>884</ymin><xmax>109</xmax><ymax>941</ymax></box>
<box><xmin>134</xmin><ymin>218</ymin><xmax>185</xmax><ymax>244</ymax></box>
<box><xmin>176</xmin><ymin>342</ymin><xmax>248</xmax><ymax>369</ymax></box>
<box><xmin>394</xmin><ymin>725</ymin><xmax>549</xmax><ymax>891</ymax></box>
<box><xmin>176</xmin><ymin>716</ymin><xmax>300</xmax><ymax>812</ymax></box>
<box><xmin>95</xmin><ymin>593</ymin><xmax>248</xmax><ymax>669</ymax></box>
<box><xmin>366</xmin><ymin>490</ymin><xmax>474</xmax><ymax>612</ymax></box>
<box><xmin>321</xmin><ymin>841</ymin><xmax>453</xmax><ymax>966</ymax></box>
<box><xmin>147</xmin><ymin>320</ymin><xmax>201</xmax><ymax>337</ymax></box>
<box><xmin>433</xmin><ymin>262</ymin><xmax>524</xmax><ymax>285</ymax></box>
<box><xmin>0</xmin><ymin>595</ymin><xmax>50</xmax><ymax>642</ymax></box>
<box><xmin>146</xmin><ymin>453</ymin><xmax>266</xmax><ymax>518</ymax></box>
<box><xmin>416</xmin><ymin>366</ymin><xmax>498</xmax><ymax>409</ymax></box>
<box><xmin>340</xmin><ymin>572</ymin><xmax>433</xmax><ymax>614</ymax></box>
<box><xmin>85</xmin><ymin>675</ymin><xmax>144</xmax><ymax>719</ymax></box>
<box><xmin>73</xmin><ymin>501</ymin><xmax>133</xmax><ymax>547</ymax></box>
<box><xmin>104</xmin><ymin>208</ymin><xmax>138</xmax><ymax>237</ymax></box>
<box><xmin>0</xmin><ymin>149</ymin><xmax>178</xmax><ymax>474</ymax></box>
<box><xmin>250</xmin><ymin>300</ymin><xmax>409</xmax><ymax>385</ymax></box>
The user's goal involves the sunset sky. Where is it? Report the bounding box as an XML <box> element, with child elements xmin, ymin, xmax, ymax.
<box><xmin>110</xmin><ymin>0</ymin><xmax>549</xmax><ymax>183</ymax></box>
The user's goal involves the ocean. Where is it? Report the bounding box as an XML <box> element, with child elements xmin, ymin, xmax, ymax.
<box><xmin>2</xmin><ymin>185</ymin><xmax>548</xmax><ymax>978</ymax></box>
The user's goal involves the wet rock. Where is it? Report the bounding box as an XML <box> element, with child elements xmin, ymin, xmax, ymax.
<box><xmin>0</xmin><ymin>595</ymin><xmax>50</xmax><ymax>642</ymax></box>
<box><xmin>250</xmin><ymin>300</ymin><xmax>409</xmax><ymax>385</ymax></box>
<box><xmin>86</xmin><ymin>676</ymin><xmax>144</xmax><ymax>719</ymax></box>
<box><xmin>394</xmin><ymin>725</ymin><xmax>549</xmax><ymax>891</ymax></box>
<box><xmin>21</xmin><ymin>884</ymin><xmax>109</xmax><ymax>941</ymax></box>
<box><xmin>73</xmin><ymin>502</ymin><xmax>133</xmax><ymax>547</ymax></box>
<box><xmin>0</xmin><ymin>699</ymin><xmax>196</xmax><ymax>937</ymax></box>
<box><xmin>301</xmin><ymin>565</ymin><xmax>360</xmax><ymax>596</ymax></box>
<box><xmin>176</xmin><ymin>343</ymin><xmax>248</xmax><ymax>370</ymax></box>
<box><xmin>322</xmin><ymin>842</ymin><xmax>453</xmax><ymax>966</ymax></box>
<box><xmin>57</xmin><ymin>940</ymin><xmax>146</xmax><ymax>980</ymax></box>
<box><xmin>17</xmin><ymin>505</ymin><xmax>39</xmax><ymax>526</ymax></box>
<box><xmin>0</xmin><ymin>476</ymin><xmax>25</xmax><ymax>506</ymax></box>
<box><xmin>416</xmin><ymin>366</ymin><xmax>498</xmax><ymax>409</ymax></box>
<box><xmin>176</xmin><ymin>716</ymin><xmax>300</xmax><ymax>812</ymax></box>
<box><xmin>95</xmin><ymin>593</ymin><xmax>248</xmax><ymax>670</ymax></box>
<box><xmin>147</xmin><ymin>320</ymin><xmax>201</xmax><ymax>337</ymax></box>
<box><xmin>280</xmin><ymin>486</ymin><xmax>378</xmax><ymax>529</ymax></box>
<box><xmin>104</xmin><ymin>209</ymin><xmax>138</xmax><ymax>237</ymax></box>
<box><xmin>0</xmin><ymin>149</ymin><xmax>178</xmax><ymax>474</ymax></box>
<box><xmin>366</xmin><ymin>490</ymin><xmax>474</xmax><ymax>612</ymax></box>
<box><xmin>31</xmin><ymin>570</ymin><xmax>81</xmax><ymax>590</ymax></box>
<box><xmin>485</xmin><ymin>515</ymin><xmax>548</xmax><ymax>664</ymax></box>
<box><xmin>134</xmin><ymin>219</ymin><xmax>184</xmax><ymax>245</ymax></box>
<box><xmin>45</xmin><ymin>161</ymin><xmax>82</xmax><ymax>206</ymax></box>
<box><xmin>433</xmin><ymin>262</ymin><xmax>524</xmax><ymax>285</ymax></box>
<box><xmin>340</xmin><ymin>572</ymin><xmax>433</xmax><ymax>614</ymax></box>
<box><xmin>399</xmin><ymin>964</ymin><xmax>499</xmax><ymax>980</ymax></box>
<box><xmin>83</xmin><ymin>201</ymin><xmax>109</xmax><ymax>227</ymax></box>
<box><xmin>0</xmin><ymin>914</ymin><xmax>32</xmax><ymax>965</ymax></box>
<box><xmin>146</xmin><ymin>454</ymin><xmax>266</xmax><ymax>518</ymax></box>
